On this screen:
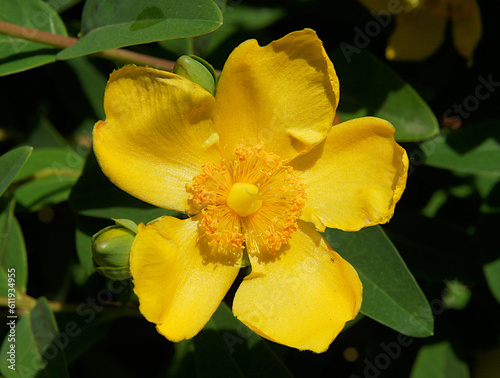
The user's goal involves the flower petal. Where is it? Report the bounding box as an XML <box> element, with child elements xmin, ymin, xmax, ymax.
<box><xmin>290</xmin><ymin>117</ymin><xmax>408</xmax><ymax>232</ymax></box>
<box><xmin>130</xmin><ymin>215</ymin><xmax>241</xmax><ymax>342</ymax></box>
<box><xmin>386</xmin><ymin>7</ymin><xmax>446</xmax><ymax>61</ymax></box>
<box><xmin>214</xmin><ymin>29</ymin><xmax>339</xmax><ymax>162</ymax></box>
<box><xmin>452</xmin><ymin>0</ymin><xmax>482</xmax><ymax>66</ymax></box>
<box><xmin>233</xmin><ymin>220</ymin><xmax>362</xmax><ymax>353</ymax></box>
<box><xmin>93</xmin><ymin>65</ymin><xmax>221</xmax><ymax>212</ymax></box>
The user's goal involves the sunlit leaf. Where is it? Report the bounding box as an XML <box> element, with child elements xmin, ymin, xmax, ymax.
<box><xmin>57</xmin><ymin>0</ymin><xmax>223</xmax><ymax>60</ymax></box>
<box><xmin>13</xmin><ymin>148</ymin><xmax>84</xmax><ymax>211</ymax></box>
<box><xmin>160</xmin><ymin>5</ymin><xmax>285</xmax><ymax>57</ymax></box>
<box><xmin>0</xmin><ymin>146</ymin><xmax>32</xmax><ymax>197</ymax></box>
<box><xmin>324</xmin><ymin>226</ymin><xmax>434</xmax><ymax>337</ymax></box>
<box><xmin>0</xmin><ymin>0</ymin><xmax>68</xmax><ymax>76</ymax></box>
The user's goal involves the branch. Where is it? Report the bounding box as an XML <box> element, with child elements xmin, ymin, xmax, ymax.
<box><xmin>0</xmin><ymin>20</ymin><xmax>175</xmax><ymax>71</ymax></box>
<box><xmin>0</xmin><ymin>294</ymin><xmax>141</xmax><ymax>317</ymax></box>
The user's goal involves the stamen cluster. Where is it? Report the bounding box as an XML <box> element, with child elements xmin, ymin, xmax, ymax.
<box><xmin>186</xmin><ymin>144</ymin><xmax>306</xmax><ymax>255</ymax></box>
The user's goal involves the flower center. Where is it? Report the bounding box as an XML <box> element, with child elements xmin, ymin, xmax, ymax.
<box><xmin>227</xmin><ymin>182</ymin><xmax>275</xmax><ymax>217</ymax></box>
<box><xmin>186</xmin><ymin>144</ymin><xmax>306</xmax><ymax>255</ymax></box>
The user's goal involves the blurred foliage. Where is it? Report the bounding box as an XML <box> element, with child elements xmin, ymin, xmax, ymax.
<box><xmin>0</xmin><ymin>0</ymin><xmax>499</xmax><ymax>377</ymax></box>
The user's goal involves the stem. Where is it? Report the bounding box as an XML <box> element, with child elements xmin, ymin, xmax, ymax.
<box><xmin>0</xmin><ymin>292</ymin><xmax>37</xmax><ymax>310</ymax></box>
<box><xmin>6</xmin><ymin>167</ymin><xmax>82</xmax><ymax>195</ymax></box>
<box><xmin>0</xmin><ymin>20</ymin><xmax>175</xmax><ymax>71</ymax></box>
<box><xmin>0</xmin><ymin>294</ymin><xmax>141</xmax><ymax>317</ymax></box>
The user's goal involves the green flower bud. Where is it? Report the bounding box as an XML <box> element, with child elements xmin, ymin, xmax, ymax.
<box><xmin>92</xmin><ymin>225</ymin><xmax>135</xmax><ymax>280</ymax></box>
<box><xmin>173</xmin><ymin>55</ymin><xmax>217</xmax><ymax>95</ymax></box>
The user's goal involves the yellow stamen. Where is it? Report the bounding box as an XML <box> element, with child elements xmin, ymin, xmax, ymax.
<box><xmin>186</xmin><ymin>144</ymin><xmax>306</xmax><ymax>254</ymax></box>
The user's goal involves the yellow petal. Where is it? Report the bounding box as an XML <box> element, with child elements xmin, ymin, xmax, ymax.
<box><xmin>214</xmin><ymin>29</ymin><xmax>339</xmax><ymax>162</ymax></box>
<box><xmin>290</xmin><ymin>117</ymin><xmax>408</xmax><ymax>232</ymax></box>
<box><xmin>386</xmin><ymin>7</ymin><xmax>446</xmax><ymax>61</ymax></box>
<box><xmin>452</xmin><ymin>0</ymin><xmax>482</xmax><ymax>66</ymax></box>
<box><xmin>93</xmin><ymin>65</ymin><xmax>221</xmax><ymax>212</ymax></box>
<box><xmin>130</xmin><ymin>215</ymin><xmax>241</xmax><ymax>342</ymax></box>
<box><xmin>233</xmin><ymin>220</ymin><xmax>362</xmax><ymax>353</ymax></box>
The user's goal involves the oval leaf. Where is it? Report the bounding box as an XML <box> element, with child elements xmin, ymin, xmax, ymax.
<box><xmin>324</xmin><ymin>226</ymin><xmax>434</xmax><ymax>337</ymax></box>
<box><xmin>410</xmin><ymin>341</ymin><xmax>470</xmax><ymax>378</ymax></box>
<box><xmin>160</xmin><ymin>5</ymin><xmax>285</xmax><ymax>57</ymax></box>
<box><xmin>331</xmin><ymin>47</ymin><xmax>439</xmax><ymax>142</ymax></box>
<box><xmin>57</xmin><ymin>0</ymin><xmax>223</xmax><ymax>60</ymax></box>
<box><xmin>0</xmin><ymin>146</ymin><xmax>32</xmax><ymax>197</ymax></box>
<box><xmin>422</xmin><ymin>120</ymin><xmax>500</xmax><ymax>175</ymax></box>
<box><xmin>13</xmin><ymin>148</ymin><xmax>84</xmax><ymax>211</ymax></box>
<box><xmin>0</xmin><ymin>0</ymin><xmax>68</xmax><ymax>76</ymax></box>
<box><xmin>0</xmin><ymin>297</ymin><xmax>70</xmax><ymax>377</ymax></box>
<box><xmin>0</xmin><ymin>197</ymin><xmax>28</xmax><ymax>294</ymax></box>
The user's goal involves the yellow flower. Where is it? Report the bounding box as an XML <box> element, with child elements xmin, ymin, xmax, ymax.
<box><xmin>93</xmin><ymin>29</ymin><xmax>408</xmax><ymax>353</ymax></box>
<box><xmin>360</xmin><ymin>0</ymin><xmax>482</xmax><ymax>66</ymax></box>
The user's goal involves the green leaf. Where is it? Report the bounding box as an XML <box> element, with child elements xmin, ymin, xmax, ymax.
<box><xmin>410</xmin><ymin>341</ymin><xmax>470</xmax><ymax>378</ymax></box>
<box><xmin>13</xmin><ymin>148</ymin><xmax>84</xmax><ymax>211</ymax></box>
<box><xmin>26</xmin><ymin>118</ymin><xmax>67</xmax><ymax>149</ymax></box>
<box><xmin>113</xmin><ymin>218</ymin><xmax>138</xmax><ymax>234</ymax></box>
<box><xmin>57</xmin><ymin>0</ymin><xmax>223</xmax><ymax>60</ymax></box>
<box><xmin>160</xmin><ymin>5</ymin><xmax>285</xmax><ymax>57</ymax></box>
<box><xmin>484</xmin><ymin>258</ymin><xmax>500</xmax><ymax>304</ymax></box>
<box><xmin>0</xmin><ymin>297</ymin><xmax>70</xmax><ymax>377</ymax></box>
<box><xmin>324</xmin><ymin>226</ymin><xmax>434</xmax><ymax>337</ymax></box>
<box><xmin>475</xmin><ymin>173</ymin><xmax>500</xmax><ymax>201</ymax></box>
<box><xmin>192</xmin><ymin>302</ymin><xmax>292</xmax><ymax>378</ymax></box>
<box><xmin>0</xmin><ymin>0</ymin><xmax>68</xmax><ymax>76</ymax></box>
<box><xmin>422</xmin><ymin>120</ymin><xmax>500</xmax><ymax>175</ymax></box>
<box><xmin>0</xmin><ymin>197</ymin><xmax>28</xmax><ymax>294</ymax></box>
<box><xmin>55</xmin><ymin>313</ymin><xmax>113</xmax><ymax>366</ymax></box>
<box><xmin>167</xmin><ymin>340</ymin><xmax>196</xmax><ymax>378</ymax></box>
<box><xmin>69</xmin><ymin>151</ymin><xmax>175</xmax><ymax>224</ymax></box>
<box><xmin>331</xmin><ymin>47</ymin><xmax>439</xmax><ymax>142</ymax></box>
<box><xmin>0</xmin><ymin>146</ymin><xmax>33</xmax><ymax>197</ymax></box>
<box><xmin>66</xmin><ymin>57</ymin><xmax>107</xmax><ymax>120</ymax></box>
<box><xmin>74</xmin><ymin>216</ymin><xmax>98</xmax><ymax>279</ymax></box>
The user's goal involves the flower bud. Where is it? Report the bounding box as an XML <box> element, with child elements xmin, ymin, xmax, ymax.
<box><xmin>92</xmin><ymin>225</ymin><xmax>135</xmax><ymax>280</ymax></box>
<box><xmin>173</xmin><ymin>55</ymin><xmax>217</xmax><ymax>95</ymax></box>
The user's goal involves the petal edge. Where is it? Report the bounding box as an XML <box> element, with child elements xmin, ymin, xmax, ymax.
<box><xmin>291</xmin><ymin>117</ymin><xmax>408</xmax><ymax>232</ymax></box>
<box><xmin>233</xmin><ymin>220</ymin><xmax>362</xmax><ymax>353</ymax></box>
<box><xmin>130</xmin><ymin>215</ymin><xmax>241</xmax><ymax>342</ymax></box>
